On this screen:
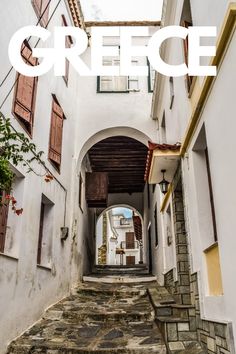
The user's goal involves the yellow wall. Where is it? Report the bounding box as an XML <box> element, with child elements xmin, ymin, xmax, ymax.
<box><xmin>205</xmin><ymin>244</ymin><xmax>223</xmax><ymax>296</ymax></box>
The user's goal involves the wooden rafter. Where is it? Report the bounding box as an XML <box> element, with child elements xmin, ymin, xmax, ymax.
<box><xmin>88</xmin><ymin>137</ymin><xmax>148</xmax><ymax>194</ymax></box>
<box><xmin>85</xmin><ymin>20</ymin><xmax>161</xmax><ymax>27</ymax></box>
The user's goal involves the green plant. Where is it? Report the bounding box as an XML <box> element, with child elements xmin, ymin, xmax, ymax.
<box><xmin>0</xmin><ymin>114</ymin><xmax>53</xmax><ymax>213</ymax></box>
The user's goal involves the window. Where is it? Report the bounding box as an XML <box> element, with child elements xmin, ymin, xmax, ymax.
<box><xmin>97</xmin><ymin>49</ymin><xmax>139</xmax><ymax>93</ymax></box>
<box><xmin>37</xmin><ymin>195</ymin><xmax>54</xmax><ymax>267</ymax></box>
<box><xmin>79</xmin><ymin>173</ymin><xmax>83</xmax><ymax>211</ymax></box>
<box><xmin>0</xmin><ymin>191</ymin><xmax>10</xmax><ymax>253</ymax></box>
<box><xmin>48</xmin><ymin>96</ymin><xmax>64</xmax><ymax>171</ymax></box>
<box><xmin>62</xmin><ymin>15</ymin><xmax>73</xmax><ymax>85</ymax></box>
<box><xmin>13</xmin><ymin>42</ymin><xmax>38</xmax><ymax>136</ymax></box>
<box><xmin>154</xmin><ymin>205</ymin><xmax>159</xmax><ymax>247</ymax></box>
<box><xmin>205</xmin><ymin>147</ymin><xmax>218</xmax><ymax>242</ymax></box>
<box><xmin>98</xmin><ymin>58</ymin><xmax>128</xmax><ymax>93</ymax></box>
<box><xmin>161</xmin><ymin>111</ymin><xmax>167</xmax><ymax>144</ymax></box>
<box><xmin>148</xmin><ymin>60</ymin><xmax>155</xmax><ymax>92</ymax></box>
<box><xmin>181</xmin><ymin>0</ymin><xmax>194</xmax><ymax>93</ymax></box>
<box><xmin>32</xmin><ymin>0</ymin><xmax>50</xmax><ymax>27</ymax></box>
<box><xmin>169</xmin><ymin>77</ymin><xmax>174</xmax><ymax>109</ymax></box>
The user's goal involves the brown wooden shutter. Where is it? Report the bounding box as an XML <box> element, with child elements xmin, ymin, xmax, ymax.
<box><xmin>32</xmin><ymin>0</ymin><xmax>42</xmax><ymax>16</ymax></box>
<box><xmin>41</xmin><ymin>0</ymin><xmax>50</xmax><ymax>26</ymax></box>
<box><xmin>13</xmin><ymin>44</ymin><xmax>37</xmax><ymax>134</ymax></box>
<box><xmin>49</xmin><ymin>98</ymin><xmax>64</xmax><ymax>168</ymax></box>
<box><xmin>126</xmin><ymin>232</ymin><xmax>135</xmax><ymax>249</ymax></box>
<box><xmin>0</xmin><ymin>191</ymin><xmax>9</xmax><ymax>253</ymax></box>
<box><xmin>133</xmin><ymin>215</ymin><xmax>142</xmax><ymax>241</ymax></box>
<box><xmin>32</xmin><ymin>0</ymin><xmax>49</xmax><ymax>27</ymax></box>
<box><xmin>61</xmin><ymin>15</ymin><xmax>72</xmax><ymax>85</ymax></box>
<box><xmin>86</xmin><ymin>172</ymin><xmax>108</xmax><ymax>208</ymax></box>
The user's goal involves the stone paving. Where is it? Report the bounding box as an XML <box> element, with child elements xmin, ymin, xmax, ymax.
<box><xmin>7</xmin><ymin>280</ymin><xmax>167</xmax><ymax>353</ymax></box>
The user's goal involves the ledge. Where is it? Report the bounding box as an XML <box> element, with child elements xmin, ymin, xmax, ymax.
<box><xmin>37</xmin><ymin>264</ymin><xmax>52</xmax><ymax>272</ymax></box>
<box><xmin>0</xmin><ymin>252</ymin><xmax>19</xmax><ymax>261</ymax></box>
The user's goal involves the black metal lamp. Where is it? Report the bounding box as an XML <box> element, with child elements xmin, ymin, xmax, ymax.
<box><xmin>159</xmin><ymin>169</ymin><xmax>169</xmax><ymax>195</ymax></box>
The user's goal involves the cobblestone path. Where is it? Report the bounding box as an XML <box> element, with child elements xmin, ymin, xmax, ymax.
<box><xmin>7</xmin><ymin>280</ymin><xmax>167</xmax><ymax>353</ymax></box>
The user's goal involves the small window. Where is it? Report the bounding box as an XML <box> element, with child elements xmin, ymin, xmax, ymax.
<box><xmin>79</xmin><ymin>173</ymin><xmax>84</xmax><ymax>211</ymax></box>
<box><xmin>32</xmin><ymin>0</ymin><xmax>50</xmax><ymax>27</ymax></box>
<box><xmin>161</xmin><ymin>111</ymin><xmax>167</xmax><ymax>144</ymax></box>
<box><xmin>13</xmin><ymin>41</ymin><xmax>38</xmax><ymax>136</ymax></box>
<box><xmin>169</xmin><ymin>77</ymin><xmax>174</xmax><ymax>109</ymax></box>
<box><xmin>61</xmin><ymin>15</ymin><xmax>73</xmax><ymax>86</ymax></box>
<box><xmin>48</xmin><ymin>96</ymin><xmax>64</xmax><ymax>172</ymax></box>
<box><xmin>148</xmin><ymin>60</ymin><xmax>155</xmax><ymax>92</ymax></box>
<box><xmin>154</xmin><ymin>204</ymin><xmax>159</xmax><ymax>247</ymax></box>
<box><xmin>37</xmin><ymin>196</ymin><xmax>54</xmax><ymax>267</ymax></box>
<box><xmin>0</xmin><ymin>190</ymin><xmax>10</xmax><ymax>253</ymax></box>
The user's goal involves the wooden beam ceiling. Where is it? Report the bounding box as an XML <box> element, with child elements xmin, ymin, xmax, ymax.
<box><xmin>88</xmin><ymin>137</ymin><xmax>148</xmax><ymax>194</ymax></box>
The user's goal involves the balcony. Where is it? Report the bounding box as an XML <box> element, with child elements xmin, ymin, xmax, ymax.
<box><xmin>120</xmin><ymin>217</ymin><xmax>133</xmax><ymax>226</ymax></box>
<box><xmin>121</xmin><ymin>241</ymin><xmax>139</xmax><ymax>250</ymax></box>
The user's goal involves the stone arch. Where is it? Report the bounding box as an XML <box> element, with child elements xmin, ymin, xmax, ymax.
<box><xmin>76</xmin><ymin>126</ymin><xmax>152</xmax><ymax>174</ymax></box>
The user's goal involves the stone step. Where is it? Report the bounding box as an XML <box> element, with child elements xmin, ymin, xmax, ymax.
<box><xmin>7</xmin><ymin>281</ymin><xmax>167</xmax><ymax>353</ymax></box>
<box><xmin>83</xmin><ymin>275</ymin><xmax>157</xmax><ymax>284</ymax></box>
<box><xmin>94</xmin><ymin>265</ymin><xmax>148</xmax><ymax>270</ymax></box>
<box><xmin>167</xmin><ymin>341</ymin><xmax>207</xmax><ymax>354</ymax></box>
<box><xmin>8</xmin><ymin>320</ymin><xmax>166</xmax><ymax>353</ymax></box>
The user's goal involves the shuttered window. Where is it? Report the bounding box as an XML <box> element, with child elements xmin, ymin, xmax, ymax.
<box><xmin>48</xmin><ymin>97</ymin><xmax>64</xmax><ymax>171</ymax></box>
<box><xmin>62</xmin><ymin>15</ymin><xmax>73</xmax><ymax>85</ymax></box>
<box><xmin>0</xmin><ymin>191</ymin><xmax>10</xmax><ymax>253</ymax></box>
<box><xmin>32</xmin><ymin>0</ymin><xmax>50</xmax><ymax>27</ymax></box>
<box><xmin>13</xmin><ymin>42</ymin><xmax>38</xmax><ymax>136</ymax></box>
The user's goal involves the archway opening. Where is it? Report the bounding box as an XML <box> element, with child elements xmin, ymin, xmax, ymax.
<box><xmin>96</xmin><ymin>205</ymin><xmax>144</xmax><ymax>266</ymax></box>
<box><xmin>76</xmin><ymin>133</ymin><xmax>151</xmax><ymax>276</ymax></box>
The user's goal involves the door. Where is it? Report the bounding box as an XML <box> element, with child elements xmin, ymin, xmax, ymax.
<box><xmin>126</xmin><ymin>256</ymin><xmax>135</xmax><ymax>265</ymax></box>
<box><xmin>126</xmin><ymin>232</ymin><xmax>135</xmax><ymax>249</ymax></box>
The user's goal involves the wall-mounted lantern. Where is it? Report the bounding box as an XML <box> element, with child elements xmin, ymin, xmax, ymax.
<box><xmin>159</xmin><ymin>169</ymin><xmax>169</xmax><ymax>195</ymax></box>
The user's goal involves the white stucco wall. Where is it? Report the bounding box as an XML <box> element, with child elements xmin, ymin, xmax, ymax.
<box><xmin>151</xmin><ymin>0</ymin><xmax>236</xmax><ymax>342</ymax></box>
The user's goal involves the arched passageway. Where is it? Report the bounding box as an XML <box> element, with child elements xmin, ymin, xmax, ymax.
<box><xmin>73</xmin><ymin>132</ymin><xmax>152</xmax><ymax>277</ymax></box>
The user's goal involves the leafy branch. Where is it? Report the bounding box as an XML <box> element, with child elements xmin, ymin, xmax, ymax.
<box><xmin>0</xmin><ymin>114</ymin><xmax>53</xmax><ymax>208</ymax></box>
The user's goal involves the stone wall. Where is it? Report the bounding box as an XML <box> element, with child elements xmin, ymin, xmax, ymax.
<box><xmin>190</xmin><ymin>273</ymin><xmax>235</xmax><ymax>354</ymax></box>
<box><xmin>165</xmin><ymin>166</ymin><xmax>192</xmax><ymax>305</ymax></box>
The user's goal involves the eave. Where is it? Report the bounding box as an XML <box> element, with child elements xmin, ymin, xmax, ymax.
<box><xmin>144</xmin><ymin>142</ymin><xmax>181</xmax><ymax>184</ymax></box>
<box><xmin>67</xmin><ymin>0</ymin><xmax>85</xmax><ymax>28</ymax></box>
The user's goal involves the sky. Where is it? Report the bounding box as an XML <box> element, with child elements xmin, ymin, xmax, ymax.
<box><xmin>112</xmin><ymin>207</ymin><xmax>133</xmax><ymax>218</ymax></box>
<box><xmin>80</xmin><ymin>0</ymin><xmax>163</xmax><ymax>21</ymax></box>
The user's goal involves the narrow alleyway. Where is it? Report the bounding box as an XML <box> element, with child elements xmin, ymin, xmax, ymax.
<box><xmin>7</xmin><ymin>268</ymin><xmax>206</xmax><ymax>354</ymax></box>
